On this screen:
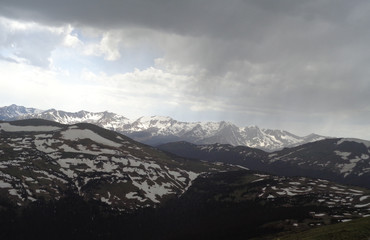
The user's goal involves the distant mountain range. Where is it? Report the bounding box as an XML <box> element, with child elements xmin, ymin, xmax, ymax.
<box><xmin>0</xmin><ymin>104</ymin><xmax>325</xmax><ymax>151</ymax></box>
<box><xmin>158</xmin><ymin>138</ymin><xmax>370</xmax><ymax>189</ymax></box>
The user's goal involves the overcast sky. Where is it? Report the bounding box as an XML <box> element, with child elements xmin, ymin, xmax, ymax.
<box><xmin>1</xmin><ymin>0</ymin><xmax>370</xmax><ymax>139</ymax></box>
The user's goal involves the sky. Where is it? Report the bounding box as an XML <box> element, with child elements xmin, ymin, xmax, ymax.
<box><xmin>1</xmin><ymin>0</ymin><xmax>370</xmax><ymax>139</ymax></box>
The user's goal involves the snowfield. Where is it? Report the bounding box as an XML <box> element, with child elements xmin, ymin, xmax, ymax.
<box><xmin>61</xmin><ymin>128</ymin><xmax>122</xmax><ymax>147</ymax></box>
<box><xmin>0</xmin><ymin>123</ymin><xmax>61</xmax><ymax>132</ymax></box>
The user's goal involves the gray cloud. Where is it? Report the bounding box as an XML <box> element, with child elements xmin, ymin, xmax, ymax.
<box><xmin>1</xmin><ymin>0</ymin><xmax>370</xmax><ymax>138</ymax></box>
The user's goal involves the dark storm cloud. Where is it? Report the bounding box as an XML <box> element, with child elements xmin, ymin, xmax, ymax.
<box><xmin>2</xmin><ymin>0</ymin><xmax>370</xmax><ymax>137</ymax></box>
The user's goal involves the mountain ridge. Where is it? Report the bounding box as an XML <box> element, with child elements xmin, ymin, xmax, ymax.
<box><xmin>158</xmin><ymin>138</ymin><xmax>370</xmax><ymax>189</ymax></box>
<box><xmin>0</xmin><ymin>104</ymin><xmax>325</xmax><ymax>151</ymax></box>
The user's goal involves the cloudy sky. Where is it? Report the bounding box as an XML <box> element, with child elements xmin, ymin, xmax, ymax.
<box><xmin>1</xmin><ymin>0</ymin><xmax>370</xmax><ymax>139</ymax></box>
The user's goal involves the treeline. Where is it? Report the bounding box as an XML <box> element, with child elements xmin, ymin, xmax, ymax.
<box><xmin>0</xmin><ymin>172</ymin><xmax>331</xmax><ymax>240</ymax></box>
<box><xmin>0</xmin><ymin>194</ymin><xmax>322</xmax><ymax>240</ymax></box>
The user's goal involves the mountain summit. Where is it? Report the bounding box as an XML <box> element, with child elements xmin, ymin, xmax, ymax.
<box><xmin>0</xmin><ymin>104</ymin><xmax>42</xmax><ymax>120</ymax></box>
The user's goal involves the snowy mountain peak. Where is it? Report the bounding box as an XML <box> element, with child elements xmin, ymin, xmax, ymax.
<box><xmin>0</xmin><ymin>105</ymin><xmax>326</xmax><ymax>151</ymax></box>
<box><xmin>0</xmin><ymin>104</ymin><xmax>42</xmax><ymax>120</ymax></box>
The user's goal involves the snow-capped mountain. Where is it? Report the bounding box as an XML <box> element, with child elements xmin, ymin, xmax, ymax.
<box><xmin>0</xmin><ymin>119</ymin><xmax>229</xmax><ymax>210</ymax></box>
<box><xmin>0</xmin><ymin>104</ymin><xmax>43</xmax><ymax>120</ymax></box>
<box><xmin>16</xmin><ymin>108</ymin><xmax>132</xmax><ymax>129</ymax></box>
<box><xmin>0</xmin><ymin>104</ymin><xmax>325</xmax><ymax>151</ymax></box>
<box><xmin>118</xmin><ymin>115</ymin><xmax>324</xmax><ymax>151</ymax></box>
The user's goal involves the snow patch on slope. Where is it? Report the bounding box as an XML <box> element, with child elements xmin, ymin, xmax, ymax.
<box><xmin>61</xmin><ymin>128</ymin><xmax>121</xmax><ymax>148</ymax></box>
<box><xmin>0</xmin><ymin>123</ymin><xmax>61</xmax><ymax>132</ymax></box>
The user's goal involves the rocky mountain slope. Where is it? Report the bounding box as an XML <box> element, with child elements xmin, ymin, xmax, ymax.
<box><xmin>0</xmin><ymin>104</ymin><xmax>324</xmax><ymax>151</ymax></box>
<box><xmin>158</xmin><ymin>138</ymin><xmax>370</xmax><ymax>189</ymax></box>
<box><xmin>0</xmin><ymin>119</ymin><xmax>231</xmax><ymax>210</ymax></box>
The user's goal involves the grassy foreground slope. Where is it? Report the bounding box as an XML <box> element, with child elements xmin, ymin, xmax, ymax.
<box><xmin>274</xmin><ymin>216</ymin><xmax>370</xmax><ymax>240</ymax></box>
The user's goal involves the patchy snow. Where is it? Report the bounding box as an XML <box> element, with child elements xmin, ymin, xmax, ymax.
<box><xmin>338</xmin><ymin>163</ymin><xmax>356</xmax><ymax>174</ymax></box>
<box><xmin>341</xmin><ymin>219</ymin><xmax>352</xmax><ymax>222</ymax></box>
<box><xmin>126</xmin><ymin>192</ymin><xmax>146</xmax><ymax>202</ymax></box>
<box><xmin>101</xmin><ymin>192</ymin><xmax>112</xmax><ymax>205</ymax></box>
<box><xmin>360</xmin><ymin>196</ymin><xmax>370</xmax><ymax>201</ymax></box>
<box><xmin>334</xmin><ymin>151</ymin><xmax>351</xmax><ymax>160</ymax></box>
<box><xmin>131</xmin><ymin>180</ymin><xmax>175</xmax><ymax>203</ymax></box>
<box><xmin>24</xmin><ymin>177</ymin><xmax>35</xmax><ymax>182</ymax></box>
<box><xmin>187</xmin><ymin>171</ymin><xmax>199</xmax><ymax>181</ymax></box>
<box><xmin>34</xmin><ymin>138</ymin><xmax>57</xmax><ymax>153</ymax></box>
<box><xmin>61</xmin><ymin>128</ymin><xmax>121</xmax><ymax>148</ymax></box>
<box><xmin>168</xmin><ymin>170</ymin><xmax>182</xmax><ymax>179</ymax></box>
<box><xmin>111</xmin><ymin>157</ymin><xmax>129</xmax><ymax>165</ymax></box>
<box><xmin>60</xmin><ymin>168</ymin><xmax>75</xmax><ymax>178</ymax></box>
<box><xmin>313</xmin><ymin>213</ymin><xmax>326</xmax><ymax>217</ymax></box>
<box><xmin>281</xmin><ymin>188</ymin><xmax>297</xmax><ymax>196</ymax></box>
<box><xmin>8</xmin><ymin>189</ymin><xmax>23</xmax><ymax>199</ymax></box>
<box><xmin>355</xmin><ymin>203</ymin><xmax>370</xmax><ymax>208</ymax></box>
<box><xmin>0</xmin><ymin>180</ymin><xmax>12</xmax><ymax>188</ymax></box>
<box><xmin>254</xmin><ymin>173</ymin><xmax>269</xmax><ymax>178</ymax></box>
<box><xmin>349</xmin><ymin>189</ymin><xmax>363</xmax><ymax>193</ymax></box>
<box><xmin>33</xmin><ymin>170</ymin><xmax>68</xmax><ymax>183</ymax></box>
<box><xmin>235</xmin><ymin>165</ymin><xmax>249</xmax><ymax>170</ymax></box>
<box><xmin>252</xmin><ymin>178</ymin><xmax>264</xmax><ymax>183</ymax></box>
<box><xmin>349</xmin><ymin>156</ymin><xmax>362</xmax><ymax>163</ymax></box>
<box><xmin>330</xmin><ymin>186</ymin><xmax>346</xmax><ymax>191</ymax></box>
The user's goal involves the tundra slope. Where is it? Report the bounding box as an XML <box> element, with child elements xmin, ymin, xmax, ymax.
<box><xmin>0</xmin><ymin>119</ymin><xmax>230</xmax><ymax>210</ymax></box>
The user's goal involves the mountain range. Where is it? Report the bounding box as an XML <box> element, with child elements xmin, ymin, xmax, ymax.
<box><xmin>0</xmin><ymin>104</ymin><xmax>325</xmax><ymax>151</ymax></box>
<box><xmin>1</xmin><ymin>118</ymin><xmax>370</xmax><ymax>239</ymax></box>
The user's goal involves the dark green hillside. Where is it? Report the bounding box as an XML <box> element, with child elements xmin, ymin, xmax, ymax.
<box><xmin>272</xmin><ymin>216</ymin><xmax>370</xmax><ymax>240</ymax></box>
